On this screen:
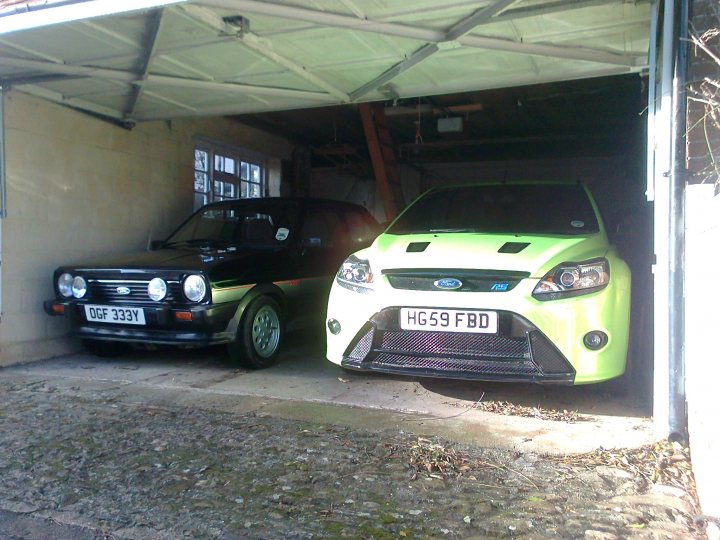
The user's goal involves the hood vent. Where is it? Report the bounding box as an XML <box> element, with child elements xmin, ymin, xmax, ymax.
<box><xmin>407</xmin><ymin>242</ymin><xmax>430</xmax><ymax>253</ymax></box>
<box><xmin>498</xmin><ymin>242</ymin><xmax>530</xmax><ymax>254</ymax></box>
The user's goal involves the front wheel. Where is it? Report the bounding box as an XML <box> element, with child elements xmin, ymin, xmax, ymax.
<box><xmin>228</xmin><ymin>296</ymin><xmax>283</xmax><ymax>369</ymax></box>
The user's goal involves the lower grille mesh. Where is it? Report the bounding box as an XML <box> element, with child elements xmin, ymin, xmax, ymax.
<box><xmin>381</xmin><ymin>331</ymin><xmax>529</xmax><ymax>359</ymax></box>
<box><xmin>373</xmin><ymin>354</ymin><xmax>538</xmax><ymax>375</ymax></box>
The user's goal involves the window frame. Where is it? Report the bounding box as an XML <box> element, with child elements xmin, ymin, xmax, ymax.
<box><xmin>193</xmin><ymin>139</ymin><xmax>267</xmax><ymax>211</ymax></box>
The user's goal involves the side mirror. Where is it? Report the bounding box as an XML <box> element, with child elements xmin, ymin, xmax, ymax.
<box><xmin>149</xmin><ymin>240</ymin><xmax>165</xmax><ymax>251</ymax></box>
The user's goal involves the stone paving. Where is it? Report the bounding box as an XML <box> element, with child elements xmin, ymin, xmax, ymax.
<box><xmin>0</xmin><ymin>369</ymin><xmax>705</xmax><ymax>540</ymax></box>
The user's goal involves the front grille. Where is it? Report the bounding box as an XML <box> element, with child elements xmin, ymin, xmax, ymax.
<box><xmin>87</xmin><ymin>279</ymin><xmax>182</xmax><ymax>304</ymax></box>
<box><xmin>383</xmin><ymin>269</ymin><xmax>529</xmax><ymax>292</ymax></box>
<box><xmin>342</xmin><ymin>307</ymin><xmax>575</xmax><ymax>382</ymax></box>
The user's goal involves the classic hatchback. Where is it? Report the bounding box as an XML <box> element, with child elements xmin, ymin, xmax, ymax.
<box><xmin>326</xmin><ymin>183</ymin><xmax>631</xmax><ymax>384</ymax></box>
<box><xmin>45</xmin><ymin>198</ymin><xmax>378</xmax><ymax>368</ymax></box>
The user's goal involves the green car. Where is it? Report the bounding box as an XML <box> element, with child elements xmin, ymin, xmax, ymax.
<box><xmin>326</xmin><ymin>182</ymin><xmax>631</xmax><ymax>384</ymax></box>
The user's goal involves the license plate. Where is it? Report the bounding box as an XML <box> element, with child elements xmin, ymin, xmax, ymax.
<box><xmin>400</xmin><ymin>308</ymin><xmax>497</xmax><ymax>334</ymax></box>
<box><xmin>84</xmin><ymin>305</ymin><xmax>146</xmax><ymax>325</ymax></box>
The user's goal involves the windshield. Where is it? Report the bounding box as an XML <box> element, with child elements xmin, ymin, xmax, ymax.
<box><xmin>166</xmin><ymin>201</ymin><xmax>300</xmax><ymax>248</ymax></box>
<box><xmin>387</xmin><ymin>184</ymin><xmax>600</xmax><ymax>236</ymax></box>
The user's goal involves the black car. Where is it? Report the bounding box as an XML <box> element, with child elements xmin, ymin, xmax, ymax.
<box><xmin>45</xmin><ymin>198</ymin><xmax>379</xmax><ymax>368</ymax></box>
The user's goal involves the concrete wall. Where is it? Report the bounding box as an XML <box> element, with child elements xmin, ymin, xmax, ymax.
<box><xmin>0</xmin><ymin>90</ymin><xmax>293</xmax><ymax>366</ymax></box>
<box><xmin>312</xmin><ymin>155</ymin><xmax>647</xmax><ymax>225</ymax></box>
<box><xmin>685</xmin><ymin>185</ymin><xmax>720</xmax><ymax>520</ymax></box>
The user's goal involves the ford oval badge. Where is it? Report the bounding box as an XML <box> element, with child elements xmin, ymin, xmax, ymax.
<box><xmin>116</xmin><ymin>286</ymin><xmax>131</xmax><ymax>295</ymax></box>
<box><xmin>434</xmin><ymin>278</ymin><xmax>463</xmax><ymax>290</ymax></box>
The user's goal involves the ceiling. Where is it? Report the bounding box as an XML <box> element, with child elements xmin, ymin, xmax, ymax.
<box><xmin>238</xmin><ymin>73</ymin><xmax>647</xmax><ymax>167</ymax></box>
<box><xmin>0</xmin><ymin>0</ymin><xmax>651</xmax><ymax>124</ymax></box>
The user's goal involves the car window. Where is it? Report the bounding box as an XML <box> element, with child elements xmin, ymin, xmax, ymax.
<box><xmin>387</xmin><ymin>184</ymin><xmax>600</xmax><ymax>236</ymax></box>
<box><xmin>342</xmin><ymin>210</ymin><xmax>378</xmax><ymax>248</ymax></box>
<box><xmin>166</xmin><ymin>202</ymin><xmax>299</xmax><ymax>247</ymax></box>
<box><xmin>301</xmin><ymin>208</ymin><xmax>344</xmax><ymax>248</ymax></box>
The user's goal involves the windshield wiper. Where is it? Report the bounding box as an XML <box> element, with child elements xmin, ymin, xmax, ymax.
<box><xmin>429</xmin><ymin>228</ymin><xmax>475</xmax><ymax>233</ymax></box>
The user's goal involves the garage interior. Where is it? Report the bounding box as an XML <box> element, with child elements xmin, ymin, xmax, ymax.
<box><xmin>0</xmin><ymin>2</ymin><xmax>654</xmax><ymax>414</ymax></box>
<box><xmin>1</xmin><ymin>0</ymin><xmax>717</xmax><ymax>519</ymax></box>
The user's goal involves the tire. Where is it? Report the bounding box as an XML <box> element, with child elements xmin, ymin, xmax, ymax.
<box><xmin>82</xmin><ymin>339</ymin><xmax>129</xmax><ymax>358</ymax></box>
<box><xmin>228</xmin><ymin>296</ymin><xmax>283</xmax><ymax>369</ymax></box>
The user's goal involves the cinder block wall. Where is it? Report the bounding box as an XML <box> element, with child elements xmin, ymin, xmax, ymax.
<box><xmin>0</xmin><ymin>91</ymin><xmax>293</xmax><ymax>366</ymax></box>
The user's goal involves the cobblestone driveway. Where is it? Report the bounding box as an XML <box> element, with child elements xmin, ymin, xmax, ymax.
<box><xmin>0</xmin><ymin>367</ymin><xmax>704</xmax><ymax>540</ymax></box>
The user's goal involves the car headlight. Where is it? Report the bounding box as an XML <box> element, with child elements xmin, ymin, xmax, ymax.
<box><xmin>336</xmin><ymin>255</ymin><xmax>374</xmax><ymax>293</ymax></box>
<box><xmin>58</xmin><ymin>273</ymin><xmax>73</xmax><ymax>298</ymax></box>
<box><xmin>71</xmin><ymin>276</ymin><xmax>87</xmax><ymax>298</ymax></box>
<box><xmin>532</xmin><ymin>258</ymin><xmax>609</xmax><ymax>301</ymax></box>
<box><xmin>183</xmin><ymin>274</ymin><xmax>206</xmax><ymax>302</ymax></box>
<box><xmin>148</xmin><ymin>277</ymin><xmax>167</xmax><ymax>301</ymax></box>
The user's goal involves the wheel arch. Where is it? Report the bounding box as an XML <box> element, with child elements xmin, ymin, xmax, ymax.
<box><xmin>225</xmin><ymin>283</ymin><xmax>287</xmax><ymax>335</ymax></box>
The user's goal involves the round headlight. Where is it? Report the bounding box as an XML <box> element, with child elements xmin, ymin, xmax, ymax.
<box><xmin>58</xmin><ymin>273</ymin><xmax>73</xmax><ymax>298</ymax></box>
<box><xmin>72</xmin><ymin>276</ymin><xmax>87</xmax><ymax>298</ymax></box>
<box><xmin>148</xmin><ymin>277</ymin><xmax>167</xmax><ymax>301</ymax></box>
<box><xmin>183</xmin><ymin>274</ymin><xmax>206</xmax><ymax>302</ymax></box>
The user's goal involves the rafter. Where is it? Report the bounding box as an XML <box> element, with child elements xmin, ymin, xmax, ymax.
<box><xmin>350</xmin><ymin>0</ymin><xmax>518</xmax><ymax>101</ymax></box>
<box><xmin>0</xmin><ymin>57</ymin><xmax>333</xmax><ymax>101</ymax></box>
<box><xmin>139</xmin><ymin>73</ymin><xmax>331</xmax><ymax>101</ymax></box>
<box><xmin>127</xmin><ymin>9</ymin><xmax>166</xmax><ymax>116</ymax></box>
<box><xmin>16</xmin><ymin>84</ymin><xmax>124</xmax><ymax>119</ymax></box>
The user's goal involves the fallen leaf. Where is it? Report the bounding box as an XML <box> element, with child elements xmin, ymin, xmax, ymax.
<box><xmin>337</xmin><ymin>377</ymin><xmax>350</xmax><ymax>383</ymax></box>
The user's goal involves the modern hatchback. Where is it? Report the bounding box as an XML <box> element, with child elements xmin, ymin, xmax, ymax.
<box><xmin>326</xmin><ymin>183</ymin><xmax>631</xmax><ymax>384</ymax></box>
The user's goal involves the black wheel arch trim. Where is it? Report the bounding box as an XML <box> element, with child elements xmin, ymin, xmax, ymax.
<box><xmin>224</xmin><ymin>283</ymin><xmax>287</xmax><ymax>336</ymax></box>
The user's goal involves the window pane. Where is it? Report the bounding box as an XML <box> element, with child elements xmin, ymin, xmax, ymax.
<box><xmin>214</xmin><ymin>180</ymin><xmax>223</xmax><ymax>197</ymax></box>
<box><xmin>194</xmin><ymin>150</ymin><xmax>208</xmax><ymax>172</ymax></box>
<box><xmin>251</xmin><ymin>164</ymin><xmax>261</xmax><ymax>183</ymax></box>
<box><xmin>240</xmin><ymin>181</ymin><xmax>249</xmax><ymax>198</ymax></box>
<box><xmin>250</xmin><ymin>182</ymin><xmax>262</xmax><ymax>198</ymax></box>
<box><xmin>224</xmin><ymin>182</ymin><xmax>236</xmax><ymax>198</ymax></box>
<box><xmin>193</xmin><ymin>193</ymin><xmax>208</xmax><ymax>211</ymax></box>
<box><xmin>194</xmin><ymin>172</ymin><xmax>208</xmax><ymax>193</ymax></box>
<box><xmin>213</xmin><ymin>155</ymin><xmax>231</xmax><ymax>173</ymax></box>
<box><xmin>241</xmin><ymin>162</ymin><xmax>249</xmax><ymax>181</ymax></box>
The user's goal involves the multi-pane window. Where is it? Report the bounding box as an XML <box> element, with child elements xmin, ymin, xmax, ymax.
<box><xmin>193</xmin><ymin>146</ymin><xmax>265</xmax><ymax>211</ymax></box>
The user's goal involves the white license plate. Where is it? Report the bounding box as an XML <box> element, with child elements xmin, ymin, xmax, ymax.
<box><xmin>400</xmin><ymin>308</ymin><xmax>497</xmax><ymax>334</ymax></box>
<box><xmin>84</xmin><ymin>304</ymin><xmax>146</xmax><ymax>325</ymax></box>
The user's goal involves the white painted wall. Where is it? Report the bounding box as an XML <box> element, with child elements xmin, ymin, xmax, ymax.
<box><xmin>685</xmin><ymin>184</ymin><xmax>720</xmax><ymax>519</ymax></box>
<box><xmin>0</xmin><ymin>90</ymin><xmax>293</xmax><ymax>366</ymax></box>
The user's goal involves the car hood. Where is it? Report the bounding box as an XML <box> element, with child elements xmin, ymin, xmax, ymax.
<box><xmin>60</xmin><ymin>247</ymin><xmax>264</xmax><ymax>272</ymax></box>
<box><xmin>369</xmin><ymin>232</ymin><xmax>610</xmax><ymax>277</ymax></box>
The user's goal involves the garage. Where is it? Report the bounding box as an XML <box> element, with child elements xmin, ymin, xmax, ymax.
<box><xmin>0</xmin><ymin>0</ymin><xmax>718</xmax><ymax>532</ymax></box>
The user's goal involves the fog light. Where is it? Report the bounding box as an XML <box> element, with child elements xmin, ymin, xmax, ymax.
<box><xmin>327</xmin><ymin>318</ymin><xmax>341</xmax><ymax>335</ymax></box>
<box><xmin>583</xmin><ymin>331</ymin><xmax>608</xmax><ymax>350</ymax></box>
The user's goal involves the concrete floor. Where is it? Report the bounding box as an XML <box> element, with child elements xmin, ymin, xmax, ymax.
<box><xmin>1</xmin><ymin>333</ymin><xmax>655</xmax><ymax>455</ymax></box>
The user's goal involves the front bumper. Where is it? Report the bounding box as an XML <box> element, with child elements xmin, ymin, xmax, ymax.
<box><xmin>327</xmin><ymin>274</ymin><xmax>631</xmax><ymax>384</ymax></box>
<box><xmin>340</xmin><ymin>308</ymin><xmax>575</xmax><ymax>383</ymax></box>
<box><xmin>44</xmin><ymin>299</ymin><xmax>239</xmax><ymax>346</ymax></box>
